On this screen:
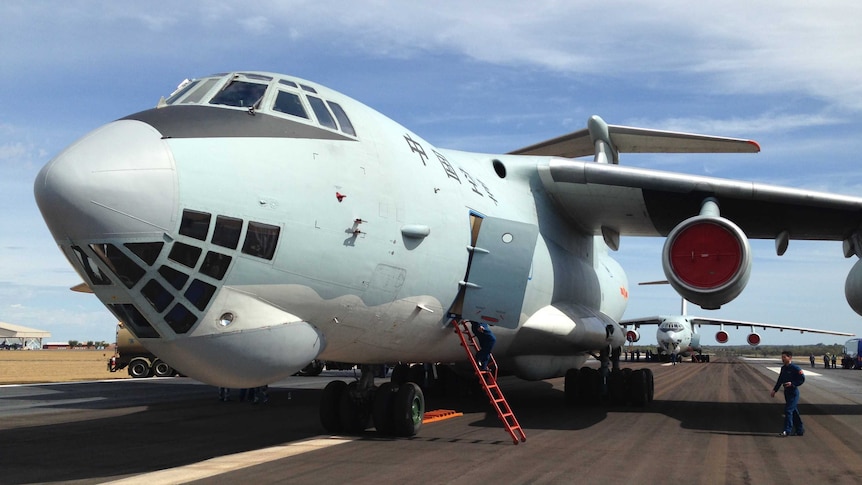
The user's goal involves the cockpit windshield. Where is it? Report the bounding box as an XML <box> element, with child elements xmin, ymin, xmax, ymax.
<box><xmin>164</xmin><ymin>72</ymin><xmax>358</xmax><ymax>138</ymax></box>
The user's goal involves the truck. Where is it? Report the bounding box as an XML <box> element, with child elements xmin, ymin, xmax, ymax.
<box><xmin>108</xmin><ymin>322</ymin><xmax>177</xmax><ymax>378</ymax></box>
<box><xmin>842</xmin><ymin>338</ymin><xmax>862</xmax><ymax>369</ymax></box>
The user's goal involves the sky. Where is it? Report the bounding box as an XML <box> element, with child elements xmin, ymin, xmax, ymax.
<box><xmin>1</xmin><ymin>1</ymin><xmax>861</xmax><ymax>346</ymax></box>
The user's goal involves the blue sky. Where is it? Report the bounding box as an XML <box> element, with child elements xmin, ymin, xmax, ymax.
<box><xmin>2</xmin><ymin>1</ymin><xmax>861</xmax><ymax>346</ymax></box>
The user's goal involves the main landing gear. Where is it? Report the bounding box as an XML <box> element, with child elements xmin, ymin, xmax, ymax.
<box><xmin>564</xmin><ymin>346</ymin><xmax>654</xmax><ymax>407</ymax></box>
<box><xmin>319</xmin><ymin>364</ymin><xmax>425</xmax><ymax>437</ymax></box>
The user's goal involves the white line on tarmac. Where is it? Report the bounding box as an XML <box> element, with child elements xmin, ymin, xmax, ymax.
<box><xmin>103</xmin><ymin>436</ymin><xmax>353</xmax><ymax>484</ymax></box>
<box><xmin>766</xmin><ymin>367</ymin><xmax>821</xmax><ymax>376</ymax></box>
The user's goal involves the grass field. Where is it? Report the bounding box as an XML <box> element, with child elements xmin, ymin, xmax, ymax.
<box><xmin>0</xmin><ymin>350</ymin><xmax>129</xmax><ymax>384</ymax></box>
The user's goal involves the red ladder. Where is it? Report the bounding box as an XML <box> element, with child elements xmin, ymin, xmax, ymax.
<box><xmin>451</xmin><ymin>319</ymin><xmax>526</xmax><ymax>444</ymax></box>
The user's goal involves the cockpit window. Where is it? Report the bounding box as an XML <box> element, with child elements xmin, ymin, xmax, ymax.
<box><xmin>307</xmin><ymin>96</ymin><xmax>337</xmax><ymax>130</ymax></box>
<box><xmin>182</xmin><ymin>78</ymin><xmax>221</xmax><ymax>104</ymax></box>
<box><xmin>210</xmin><ymin>80</ymin><xmax>267</xmax><ymax>108</ymax></box>
<box><xmin>327</xmin><ymin>101</ymin><xmax>356</xmax><ymax>136</ymax></box>
<box><xmin>165</xmin><ymin>80</ymin><xmax>200</xmax><ymax>104</ymax></box>
<box><xmin>273</xmin><ymin>91</ymin><xmax>309</xmax><ymax>119</ymax></box>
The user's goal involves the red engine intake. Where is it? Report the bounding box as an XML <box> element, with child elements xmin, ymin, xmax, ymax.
<box><xmin>662</xmin><ymin>215</ymin><xmax>751</xmax><ymax>310</ymax></box>
<box><xmin>715</xmin><ymin>330</ymin><xmax>729</xmax><ymax>344</ymax></box>
<box><xmin>626</xmin><ymin>329</ymin><xmax>640</xmax><ymax>343</ymax></box>
<box><xmin>746</xmin><ymin>332</ymin><xmax>761</xmax><ymax>346</ymax></box>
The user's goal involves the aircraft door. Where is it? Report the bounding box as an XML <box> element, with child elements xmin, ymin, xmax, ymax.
<box><xmin>460</xmin><ymin>216</ymin><xmax>539</xmax><ymax>329</ymax></box>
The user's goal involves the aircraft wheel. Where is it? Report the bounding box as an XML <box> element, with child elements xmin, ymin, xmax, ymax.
<box><xmin>608</xmin><ymin>369</ymin><xmax>628</xmax><ymax>405</ymax></box>
<box><xmin>373</xmin><ymin>382</ymin><xmax>396</xmax><ymax>435</ymax></box>
<box><xmin>406</xmin><ymin>364</ymin><xmax>426</xmax><ymax>389</ymax></box>
<box><xmin>297</xmin><ymin>360</ymin><xmax>324</xmax><ymax>377</ymax></box>
<box><xmin>392</xmin><ymin>382</ymin><xmax>425</xmax><ymax>437</ymax></box>
<box><xmin>629</xmin><ymin>369</ymin><xmax>648</xmax><ymax>407</ymax></box>
<box><xmin>152</xmin><ymin>359</ymin><xmax>173</xmax><ymax>378</ymax></box>
<box><xmin>320</xmin><ymin>380</ymin><xmax>347</xmax><ymax>434</ymax></box>
<box><xmin>564</xmin><ymin>368</ymin><xmax>580</xmax><ymax>406</ymax></box>
<box><xmin>128</xmin><ymin>358</ymin><xmax>151</xmax><ymax>378</ymax></box>
<box><xmin>642</xmin><ymin>368</ymin><xmax>655</xmax><ymax>403</ymax></box>
<box><xmin>338</xmin><ymin>381</ymin><xmax>371</xmax><ymax>433</ymax></box>
<box><xmin>390</xmin><ymin>364</ymin><xmax>410</xmax><ymax>385</ymax></box>
<box><xmin>577</xmin><ymin>367</ymin><xmax>601</xmax><ymax>406</ymax></box>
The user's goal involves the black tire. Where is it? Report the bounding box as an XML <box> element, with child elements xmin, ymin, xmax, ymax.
<box><xmin>373</xmin><ymin>382</ymin><xmax>396</xmax><ymax>435</ymax></box>
<box><xmin>152</xmin><ymin>359</ymin><xmax>173</xmax><ymax>378</ymax></box>
<box><xmin>577</xmin><ymin>367</ymin><xmax>601</xmax><ymax>406</ymax></box>
<box><xmin>390</xmin><ymin>364</ymin><xmax>409</xmax><ymax>386</ymax></box>
<box><xmin>128</xmin><ymin>358</ymin><xmax>151</xmax><ymax>378</ymax></box>
<box><xmin>564</xmin><ymin>368</ymin><xmax>580</xmax><ymax>406</ymax></box>
<box><xmin>406</xmin><ymin>364</ymin><xmax>426</xmax><ymax>389</ymax></box>
<box><xmin>642</xmin><ymin>368</ymin><xmax>655</xmax><ymax>403</ymax></box>
<box><xmin>393</xmin><ymin>382</ymin><xmax>425</xmax><ymax>437</ymax></box>
<box><xmin>608</xmin><ymin>369</ymin><xmax>628</xmax><ymax>405</ymax></box>
<box><xmin>629</xmin><ymin>369</ymin><xmax>648</xmax><ymax>407</ymax></box>
<box><xmin>320</xmin><ymin>380</ymin><xmax>347</xmax><ymax>434</ymax></box>
<box><xmin>338</xmin><ymin>381</ymin><xmax>371</xmax><ymax>433</ymax></box>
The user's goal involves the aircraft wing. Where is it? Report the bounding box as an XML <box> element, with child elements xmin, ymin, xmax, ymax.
<box><xmin>510</xmin><ymin>124</ymin><xmax>760</xmax><ymax>158</ymax></box>
<box><xmin>536</xmin><ymin>158</ymin><xmax>862</xmax><ymax>240</ymax></box>
<box><xmin>619</xmin><ymin>317</ymin><xmax>663</xmax><ymax>327</ymax></box>
<box><xmin>688</xmin><ymin>317</ymin><xmax>855</xmax><ymax>337</ymax></box>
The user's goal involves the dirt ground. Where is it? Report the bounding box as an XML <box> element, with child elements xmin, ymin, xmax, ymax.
<box><xmin>0</xmin><ymin>349</ymin><xmax>128</xmax><ymax>384</ymax></box>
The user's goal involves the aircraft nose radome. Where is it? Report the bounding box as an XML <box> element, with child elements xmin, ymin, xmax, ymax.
<box><xmin>34</xmin><ymin>120</ymin><xmax>177</xmax><ymax>242</ymax></box>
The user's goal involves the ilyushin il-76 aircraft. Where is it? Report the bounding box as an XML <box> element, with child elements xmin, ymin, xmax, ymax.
<box><xmin>34</xmin><ymin>71</ymin><xmax>862</xmax><ymax>437</ymax></box>
<box><xmin>622</xmin><ymin>295</ymin><xmax>854</xmax><ymax>360</ymax></box>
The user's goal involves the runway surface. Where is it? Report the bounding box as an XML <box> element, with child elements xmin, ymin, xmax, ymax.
<box><xmin>2</xmin><ymin>357</ymin><xmax>862</xmax><ymax>484</ymax></box>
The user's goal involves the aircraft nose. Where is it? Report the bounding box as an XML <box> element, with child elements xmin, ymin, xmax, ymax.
<box><xmin>34</xmin><ymin>120</ymin><xmax>176</xmax><ymax>242</ymax></box>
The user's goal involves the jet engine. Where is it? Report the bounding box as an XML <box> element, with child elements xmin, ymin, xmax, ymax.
<box><xmin>715</xmin><ymin>330</ymin><xmax>729</xmax><ymax>344</ymax></box>
<box><xmin>844</xmin><ymin>258</ymin><xmax>862</xmax><ymax>316</ymax></box>
<box><xmin>746</xmin><ymin>332</ymin><xmax>761</xmax><ymax>346</ymax></box>
<box><xmin>662</xmin><ymin>213</ymin><xmax>751</xmax><ymax>310</ymax></box>
<box><xmin>625</xmin><ymin>329</ymin><xmax>640</xmax><ymax>343</ymax></box>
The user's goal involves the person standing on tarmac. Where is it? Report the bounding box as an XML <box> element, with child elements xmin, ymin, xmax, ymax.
<box><xmin>770</xmin><ymin>350</ymin><xmax>805</xmax><ymax>437</ymax></box>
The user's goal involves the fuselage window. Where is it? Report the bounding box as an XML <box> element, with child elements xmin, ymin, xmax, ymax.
<box><xmin>300</xmin><ymin>84</ymin><xmax>318</xmax><ymax>93</ymax></box>
<box><xmin>210</xmin><ymin>80</ymin><xmax>268</xmax><ymax>108</ymax></box>
<box><xmin>212</xmin><ymin>215</ymin><xmax>243</xmax><ymax>249</ymax></box>
<box><xmin>273</xmin><ymin>91</ymin><xmax>309</xmax><ymax>119</ymax></box>
<box><xmin>71</xmin><ymin>246</ymin><xmax>111</xmax><ymax>286</ymax></box>
<box><xmin>108</xmin><ymin>303</ymin><xmax>160</xmax><ymax>339</ymax></box>
<box><xmin>185</xmin><ymin>279</ymin><xmax>217</xmax><ymax>311</ymax></box>
<box><xmin>242</xmin><ymin>221</ymin><xmax>280</xmax><ymax>260</ymax></box>
<box><xmin>327</xmin><ymin>101</ymin><xmax>356</xmax><ymax>136</ymax></box>
<box><xmin>180</xmin><ymin>210</ymin><xmax>211</xmax><ymax>241</ymax></box>
<box><xmin>181</xmin><ymin>78</ymin><xmax>221</xmax><ymax>104</ymax></box>
<box><xmin>142</xmin><ymin>279</ymin><xmax>174</xmax><ymax>313</ymax></box>
<box><xmin>200</xmin><ymin>251</ymin><xmax>232</xmax><ymax>280</ymax></box>
<box><xmin>279</xmin><ymin>79</ymin><xmax>298</xmax><ymax>88</ymax></box>
<box><xmin>307</xmin><ymin>96</ymin><xmax>337</xmax><ymax>130</ymax></box>
<box><xmin>168</xmin><ymin>242</ymin><xmax>203</xmax><ymax>269</ymax></box>
<box><xmin>125</xmin><ymin>242</ymin><xmax>164</xmax><ymax>266</ymax></box>
<box><xmin>90</xmin><ymin>243</ymin><xmax>146</xmax><ymax>289</ymax></box>
<box><xmin>164</xmin><ymin>303</ymin><xmax>197</xmax><ymax>334</ymax></box>
<box><xmin>158</xmin><ymin>265</ymin><xmax>189</xmax><ymax>291</ymax></box>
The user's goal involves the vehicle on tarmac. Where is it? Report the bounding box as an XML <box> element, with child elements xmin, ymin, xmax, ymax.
<box><xmin>843</xmin><ymin>338</ymin><xmax>862</xmax><ymax>369</ymax></box>
<box><xmin>108</xmin><ymin>322</ymin><xmax>177</xmax><ymax>378</ymax></box>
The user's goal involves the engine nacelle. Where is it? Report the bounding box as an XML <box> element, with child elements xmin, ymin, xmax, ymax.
<box><xmin>715</xmin><ymin>330</ymin><xmax>729</xmax><ymax>344</ymax></box>
<box><xmin>746</xmin><ymin>332</ymin><xmax>762</xmax><ymax>346</ymax></box>
<box><xmin>662</xmin><ymin>215</ymin><xmax>752</xmax><ymax>310</ymax></box>
<box><xmin>844</xmin><ymin>258</ymin><xmax>862</xmax><ymax>316</ymax></box>
<box><xmin>626</xmin><ymin>329</ymin><xmax>640</xmax><ymax>343</ymax></box>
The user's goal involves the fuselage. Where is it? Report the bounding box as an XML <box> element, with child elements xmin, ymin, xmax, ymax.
<box><xmin>34</xmin><ymin>71</ymin><xmax>628</xmax><ymax>386</ymax></box>
<box><xmin>656</xmin><ymin>317</ymin><xmax>700</xmax><ymax>356</ymax></box>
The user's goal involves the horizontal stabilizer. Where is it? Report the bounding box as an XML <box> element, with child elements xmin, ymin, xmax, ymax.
<box><xmin>510</xmin><ymin>120</ymin><xmax>760</xmax><ymax>159</ymax></box>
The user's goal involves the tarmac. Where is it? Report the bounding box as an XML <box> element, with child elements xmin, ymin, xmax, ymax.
<box><xmin>2</xmin><ymin>357</ymin><xmax>862</xmax><ymax>484</ymax></box>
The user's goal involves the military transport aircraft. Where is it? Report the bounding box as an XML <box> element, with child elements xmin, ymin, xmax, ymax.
<box><xmin>622</xmin><ymin>296</ymin><xmax>855</xmax><ymax>359</ymax></box>
<box><xmin>34</xmin><ymin>71</ymin><xmax>862</xmax><ymax>437</ymax></box>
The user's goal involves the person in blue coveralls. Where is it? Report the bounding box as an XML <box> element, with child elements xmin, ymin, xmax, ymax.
<box><xmin>770</xmin><ymin>350</ymin><xmax>805</xmax><ymax>437</ymax></box>
<box><xmin>471</xmin><ymin>321</ymin><xmax>496</xmax><ymax>371</ymax></box>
